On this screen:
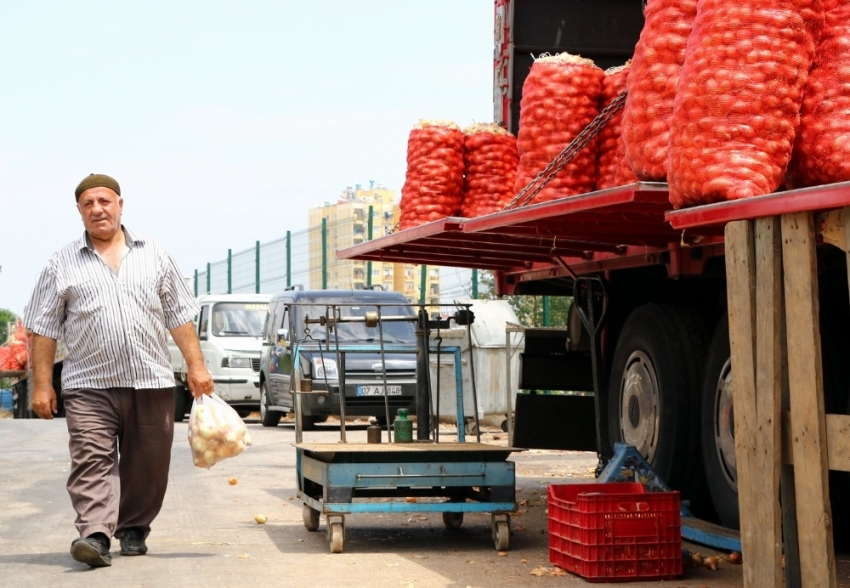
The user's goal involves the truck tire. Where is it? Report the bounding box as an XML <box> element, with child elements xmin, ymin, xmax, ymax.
<box><xmin>701</xmin><ymin>315</ymin><xmax>850</xmax><ymax>533</ymax></box>
<box><xmin>260</xmin><ymin>382</ymin><xmax>281</xmax><ymax>427</ymax></box>
<box><xmin>300</xmin><ymin>409</ymin><xmax>317</xmax><ymax>431</ymax></box>
<box><xmin>700</xmin><ymin>316</ymin><xmax>737</xmax><ymax>528</ymax></box>
<box><xmin>608</xmin><ymin>304</ymin><xmax>708</xmax><ymax>503</ymax></box>
<box><xmin>174</xmin><ymin>387</ymin><xmax>188</xmax><ymax>423</ymax></box>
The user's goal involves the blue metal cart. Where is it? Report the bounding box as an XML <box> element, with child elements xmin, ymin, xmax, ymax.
<box><xmin>292</xmin><ymin>305</ymin><xmax>520</xmax><ymax>554</ymax></box>
<box><xmin>296</xmin><ymin>441</ymin><xmax>518</xmax><ymax>553</ymax></box>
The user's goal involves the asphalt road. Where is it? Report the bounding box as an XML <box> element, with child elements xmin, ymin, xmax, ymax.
<box><xmin>0</xmin><ymin>415</ymin><xmax>757</xmax><ymax>587</ymax></box>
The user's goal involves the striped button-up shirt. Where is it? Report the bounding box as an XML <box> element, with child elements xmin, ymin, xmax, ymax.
<box><xmin>24</xmin><ymin>227</ymin><xmax>200</xmax><ymax>390</ymax></box>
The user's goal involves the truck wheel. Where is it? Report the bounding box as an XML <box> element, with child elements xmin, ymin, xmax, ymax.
<box><xmin>174</xmin><ymin>387</ymin><xmax>188</xmax><ymax>423</ymax></box>
<box><xmin>260</xmin><ymin>382</ymin><xmax>281</xmax><ymax>427</ymax></box>
<box><xmin>608</xmin><ymin>304</ymin><xmax>707</xmax><ymax>501</ymax></box>
<box><xmin>700</xmin><ymin>316</ymin><xmax>738</xmax><ymax>528</ymax></box>
<box><xmin>701</xmin><ymin>315</ymin><xmax>850</xmax><ymax>533</ymax></box>
<box><xmin>300</xmin><ymin>409</ymin><xmax>317</xmax><ymax>431</ymax></box>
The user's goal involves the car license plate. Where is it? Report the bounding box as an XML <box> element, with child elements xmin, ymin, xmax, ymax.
<box><xmin>356</xmin><ymin>385</ymin><xmax>402</xmax><ymax>396</ymax></box>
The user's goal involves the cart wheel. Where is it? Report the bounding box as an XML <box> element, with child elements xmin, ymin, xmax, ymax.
<box><xmin>302</xmin><ymin>504</ymin><xmax>320</xmax><ymax>531</ymax></box>
<box><xmin>328</xmin><ymin>521</ymin><xmax>344</xmax><ymax>553</ymax></box>
<box><xmin>442</xmin><ymin>511</ymin><xmax>464</xmax><ymax>529</ymax></box>
<box><xmin>492</xmin><ymin>520</ymin><xmax>509</xmax><ymax>551</ymax></box>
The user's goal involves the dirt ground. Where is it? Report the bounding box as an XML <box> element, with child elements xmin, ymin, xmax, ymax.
<box><xmin>2</xmin><ymin>412</ymin><xmax>848</xmax><ymax>587</ymax></box>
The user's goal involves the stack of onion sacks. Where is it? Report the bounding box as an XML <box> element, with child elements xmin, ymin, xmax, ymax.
<box><xmin>668</xmin><ymin>0</ymin><xmax>823</xmax><ymax>207</ymax></box>
<box><xmin>621</xmin><ymin>0</ymin><xmax>697</xmax><ymax>181</ymax></box>
<box><xmin>399</xmin><ymin>120</ymin><xmax>464</xmax><ymax>230</ymax></box>
<box><xmin>0</xmin><ymin>324</ymin><xmax>29</xmax><ymax>371</ymax></box>
<box><xmin>460</xmin><ymin>123</ymin><xmax>518</xmax><ymax>217</ymax></box>
<box><xmin>514</xmin><ymin>53</ymin><xmax>604</xmax><ymax>204</ymax></box>
<box><xmin>595</xmin><ymin>63</ymin><xmax>637</xmax><ymax>191</ymax></box>
<box><xmin>787</xmin><ymin>0</ymin><xmax>850</xmax><ymax>188</ymax></box>
<box><xmin>188</xmin><ymin>394</ymin><xmax>253</xmax><ymax>469</ymax></box>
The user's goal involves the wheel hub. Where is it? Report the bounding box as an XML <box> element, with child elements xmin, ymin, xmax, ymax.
<box><xmin>714</xmin><ymin>358</ymin><xmax>737</xmax><ymax>489</ymax></box>
<box><xmin>619</xmin><ymin>351</ymin><xmax>660</xmax><ymax>462</ymax></box>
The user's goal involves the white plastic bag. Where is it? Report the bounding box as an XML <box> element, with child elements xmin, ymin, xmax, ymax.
<box><xmin>188</xmin><ymin>393</ymin><xmax>253</xmax><ymax>469</ymax></box>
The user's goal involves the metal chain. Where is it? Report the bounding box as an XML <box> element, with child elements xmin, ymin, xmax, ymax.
<box><xmin>504</xmin><ymin>89</ymin><xmax>629</xmax><ymax>210</ymax></box>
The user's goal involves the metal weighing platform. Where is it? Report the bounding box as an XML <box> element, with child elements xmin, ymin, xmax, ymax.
<box><xmin>295</xmin><ymin>442</ymin><xmax>519</xmax><ymax>553</ymax></box>
<box><xmin>290</xmin><ymin>302</ymin><xmax>521</xmax><ymax>554</ymax></box>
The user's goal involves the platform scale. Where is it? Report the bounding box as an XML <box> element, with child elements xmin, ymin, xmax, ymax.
<box><xmin>292</xmin><ymin>304</ymin><xmax>520</xmax><ymax>554</ymax></box>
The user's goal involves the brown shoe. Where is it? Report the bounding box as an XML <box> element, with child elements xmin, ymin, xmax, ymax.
<box><xmin>119</xmin><ymin>528</ymin><xmax>148</xmax><ymax>556</ymax></box>
<box><xmin>70</xmin><ymin>533</ymin><xmax>112</xmax><ymax>567</ymax></box>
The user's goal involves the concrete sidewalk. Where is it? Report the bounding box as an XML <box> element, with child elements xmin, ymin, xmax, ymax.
<box><xmin>1</xmin><ymin>417</ymin><xmax>750</xmax><ymax>587</ymax></box>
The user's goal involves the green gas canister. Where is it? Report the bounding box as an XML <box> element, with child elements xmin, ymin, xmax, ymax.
<box><xmin>394</xmin><ymin>409</ymin><xmax>413</xmax><ymax>443</ymax></box>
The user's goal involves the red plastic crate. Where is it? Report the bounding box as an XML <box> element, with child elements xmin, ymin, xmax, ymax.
<box><xmin>548</xmin><ymin>482</ymin><xmax>682</xmax><ymax>582</ymax></box>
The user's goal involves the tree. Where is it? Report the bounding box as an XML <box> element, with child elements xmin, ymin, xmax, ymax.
<box><xmin>476</xmin><ymin>271</ymin><xmax>572</xmax><ymax>327</ymax></box>
<box><xmin>0</xmin><ymin>308</ymin><xmax>18</xmax><ymax>345</ymax></box>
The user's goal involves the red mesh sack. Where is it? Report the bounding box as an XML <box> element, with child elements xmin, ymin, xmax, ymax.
<box><xmin>460</xmin><ymin>123</ymin><xmax>518</xmax><ymax>217</ymax></box>
<box><xmin>514</xmin><ymin>53</ymin><xmax>604</xmax><ymax>204</ymax></box>
<box><xmin>0</xmin><ymin>347</ymin><xmax>9</xmax><ymax>371</ymax></box>
<box><xmin>787</xmin><ymin>0</ymin><xmax>850</xmax><ymax>188</ymax></box>
<box><xmin>595</xmin><ymin>63</ymin><xmax>637</xmax><ymax>191</ymax></box>
<box><xmin>668</xmin><ymin>1</ymin><xmax>824</xmax><ymax>208</ymax></box>
<box><xmin>622</xmin><ymin>0</ymin><xmax>698</xmax><ymax>181</ymax></box>
<box><xmin>399</xmin><ymin>120</ymin><xmax>464</xmax><ymax>230</ymax></box>
<box><xmin>4</xmin><ymin>324</ymin><xmax>28</xmax><ymax>371</ymax></box>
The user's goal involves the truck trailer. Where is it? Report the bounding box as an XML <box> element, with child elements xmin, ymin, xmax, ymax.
<box><xmin>336</xmin><ymin>0</ymin><xmax>850</xmax><ymax>533</ymax></box>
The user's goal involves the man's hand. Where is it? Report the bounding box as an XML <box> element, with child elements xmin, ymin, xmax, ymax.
<box><xmin>31</xmin><ymin>383</ymin><xmax>58</xmax><ymax>420</ymax></box>
<box><xmin>31</xmin><ymin>334</ymin><xmax>59</xmax><ymax>420</ymax></box>
<box><xmin>170</xmin><ymin>321</ymin><xmax>214</xmax><ymax>398</ymax></box>
<box><xmin>186</xmin><ymin>363</ymin><xmax>214</xmax><ymax>398</ymax></box>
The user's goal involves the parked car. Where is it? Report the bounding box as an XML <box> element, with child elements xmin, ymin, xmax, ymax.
<box><xmin>259</xmin><ymin>288</ymin><xmax>418</xmax><ymax>429</ymax></box>
<box><xmin>170</xmin><ymin>293</ymin><xmax>272</xmax><ymax>421</ymax></box>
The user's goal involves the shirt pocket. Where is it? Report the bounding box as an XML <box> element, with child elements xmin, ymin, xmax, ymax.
<box><xmin>123</xmin><ymin>275</ymin><xmax>163</xmax><ymax>314</ymax></box>
<box><xmin>65</xmin><ymin>278</ymin><xmax>106</xmax><ymax>319</ymax></box>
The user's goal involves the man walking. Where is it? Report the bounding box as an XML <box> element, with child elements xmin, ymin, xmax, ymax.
<box><xmin>24</xmin><ymin>173</ymin><xmax>214</xmax><ymax>568</ymax></box>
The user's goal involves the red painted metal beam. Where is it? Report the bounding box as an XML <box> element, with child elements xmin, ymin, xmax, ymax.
<box><xmin>666</xmin><ymin>181</ymin><xmax>850</xmax><ymax>230</ymax></box>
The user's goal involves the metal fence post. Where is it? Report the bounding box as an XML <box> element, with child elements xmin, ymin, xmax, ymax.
<box><xmin>543</xmin><ymin>295</ymin><xmax>550</xmax><ymax>326</ymax></box>
<box><xmin>227</xmin><ymin>249</ymin><xmax>232</xmax><ymax>294</ymax></box>
<box><xmin>472</xmin><ymin>268</ymin><xmax>478</xmax><ymax>299</ymax></box>
<box><xmin>286</xmin><ymin>230</ymin><xmax>291</xmax><ymax>288</ymax></box>
<box><xmin>206</xmin><ymin>262</ymin><xmax>211</xmax><ymax>294</ymax></box>
<box><xmin>367</xmin><ymin>205</ymin><xmax>374</xmax><ymax>288</ymax></box>
<box><xmin>322</xmin><ymin>217</ymin><xmax>328</xmax><ymax>290</ymax></box>
<box><xmin>420</xmin><ymin>264</ymin><xmax>427</xmax><ymax>304</ymax></box>
<box><xmin>194</xmin><ymin>269</ymin><xmax>198</xmax><ymax>297</ymax></box>
<box><xmin>255</xmin><ymin>240</ymin><xmax>260</xmax><ymax>293</ymax></box>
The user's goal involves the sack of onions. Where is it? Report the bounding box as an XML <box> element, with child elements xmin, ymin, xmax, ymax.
<box><xmin>595</xmin><ymin>63</ymin><xmax>637</xmax><ymax>191</ymax></box>
<box><xmin>188</xmin><ymin>393</ymin><xmax>253</xmax><ymax>469</ymax></box>
<box><xmin>621</xmin><ymin>0</ymin><xmax>697</xmax><ymax>181</ymax></box>
<box><xmin>787</xmin><ymin>0</ymin><xmax>850</xmax><ymax>188</ymax></box>
<box><xmin>668</xmin><ymin>0</ymin><xmax>823</xmax><ymax>208</ymax></box>
<box><xmin>460</xmin><ymin>123</ymin><xmax>518</xmax><ymax>217</ymax></box>
<box><xmin>399</xmin><ymin>119</ymin><xmax>464</xmax><ymax>230</ymax></box>
<box><xmin>514</xmin><ymin>53</ymin><xmax>604</xmax><ymax>204</ymax></box>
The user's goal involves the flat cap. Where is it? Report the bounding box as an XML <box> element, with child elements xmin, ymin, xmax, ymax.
<box><xmin>75</xmin><ymin>173</ymin><xmax>121</xmax><ymax>201</ymax></box>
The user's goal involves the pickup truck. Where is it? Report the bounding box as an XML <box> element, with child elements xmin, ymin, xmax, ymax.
<box><xmin>170</xmin><ymin>293</ymin><xmax>272</xmax><ymax>420</ymax></box>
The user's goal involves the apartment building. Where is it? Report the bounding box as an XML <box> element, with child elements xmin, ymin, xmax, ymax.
<box><xmin>307</xmin><ymin>183</ymin><xmax>440</xmax><ymax>304</ymax></box>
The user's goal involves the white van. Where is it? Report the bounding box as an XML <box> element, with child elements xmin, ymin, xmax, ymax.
<box><xmin>171</xmin><ymin>293</ymin><xmax>272</xmax><ymax>421</ymax></box>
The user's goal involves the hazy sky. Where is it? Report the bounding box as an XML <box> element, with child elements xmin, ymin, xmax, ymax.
<box><xmin>0</xmin><ymin>1</ymin><xmax>494</xmax><ymax>316</ymax></box>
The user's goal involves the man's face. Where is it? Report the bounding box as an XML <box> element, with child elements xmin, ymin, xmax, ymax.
<box><xmin>77</xmin><ymin>187</ymin><xmax>123</xmax><ymax>242</ymax></box>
